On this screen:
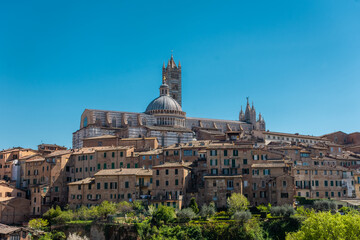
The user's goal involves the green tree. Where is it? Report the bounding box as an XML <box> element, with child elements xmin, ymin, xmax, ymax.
<box><xmin>176</xmin><ymin>208</ymin><xmax>196</xmax><ymax>223</ymax></box>
<box><xmin>189</xmin><ymin>197</ymin><xmax>199</xmax><ymax>214</ymax></box>
<box><xmin>227</xmin><ymin>193</ymin><xmax>249</xmax><ymax>214</ymax></box>
<box><xmin>152</xmin><ymin>206</ymin><xmax>176</xmax><ymax>225</ymax></box>
<box><xmin>199</xmin><ymin>202</ymin><xmax>216</xmax><ymax>219</ymax></box>
<box><xmin>96</xmin><ymin>201</ymin><xmax>117</xmax><ymax>219</ymax></box>
<box><xmin>28</xmin><ymin>218</ymin><xmax>49</xmax><ymax>230</ymax></box>
<box><xmin>313</xmin><ymin>199</ymin><xmax>337</xmax><ymax>212</ymax></box>
<box><xmin>43</xmin><ymin>206</ymin><xmax>62</xmax><ymax>224</ymax></box>
<box><xmin>286</xmin><ymin>211</ymin><xmax>360</xmax><ymax>240</ymax></box>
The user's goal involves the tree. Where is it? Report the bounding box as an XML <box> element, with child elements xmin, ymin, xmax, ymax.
<box><xmin>199</xmin><ymin>202</ymin><xmax>216</xmax><ymax>219</ymax></box>
<box><xmin>96</xmin><ymin>201</ymin><xmax>117</xmax><ymax>219</ymax></box>
<box><xmin>227</xmin><ymin>193</ymin><xmax>249</xmax><ymax>214</ymax></box>
<box><xmin>189</xmin><ymin>197</ymin><xmax>199</xmax><ymax>214</ymax></box>
<box><xmin>232</xmin><ymin>211</ymin><xmax>252</xmax><ymax>223</ymax></box>
<box><xmin>286</xmin><ymin>211</ymin><xmax>360</xmax><ymax>240</ymax></box>
<box><xmin>28</xmin><ymin>218</ymin><xmax>49</xmax><ymax>231</ymax></box>
<box><xmin>176</xmin><ymin>208</ymin><xmax>196</xmax><ymax>223</ymax></box>
<box><xmin>152</xmin><ymin>206</ymin><xmax>176</xmax><ymax>225</ymax></box>
<box><xmin>43</xmin><ymin>206</ymin><xmax>62</xmax><ymax>224</ymax></box>
<box><xmin>313</xmin><ymin>199</ymin><xmax>337</xmax><ymax>212</ymax></box>
<box><xmin>270</xmin><ymin>205</ymin><xmax>295</xmax><ymax>217</ymax></box>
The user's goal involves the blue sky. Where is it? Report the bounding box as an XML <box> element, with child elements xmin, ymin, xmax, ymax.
<box><xmin>1</xmin><ymin>0</ymin><xmax>360</xmax><ymax>149</ymax></box>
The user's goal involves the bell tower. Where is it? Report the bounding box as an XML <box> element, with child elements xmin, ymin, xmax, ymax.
<box><xmin>162</xmin><ymin>54</ymin><xmax>182</xmax><ymax>106</ymax></box>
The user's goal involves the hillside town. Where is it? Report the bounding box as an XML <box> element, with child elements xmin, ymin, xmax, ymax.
<box><xmin>1</xmin><ymin>57</ymin><xmax>360</xmax><ymax>239</ymax></box>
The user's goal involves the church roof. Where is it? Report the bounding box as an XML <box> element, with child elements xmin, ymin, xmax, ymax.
<box><xmin>145</xmin><ymin>95</ymin><xmax>182</xmax><ymax>113</ymax></box>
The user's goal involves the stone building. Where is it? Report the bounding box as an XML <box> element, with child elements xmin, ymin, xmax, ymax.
<box><xmin>0</xmin><ymin>148</ymin><xmax>38</xmax><ymax>184</ymax></box>
<box><xmin>73</xmin><ymin>56</ymin><xmax>266</xmax><ymax>149</ymax></box>
<box><xmin>68</xmin><ymin>168</ymin><xmax>152</xmax><ymax>208</ymax></box>
<box><xmin>151</xmin><ymin>162</ymin><xmax>191</xmax><ymax>209</ymax></box>
<box><xmin>0</xmin><ymin>181</ymin><xmax>29</xmax><ymax>225</ymax></box>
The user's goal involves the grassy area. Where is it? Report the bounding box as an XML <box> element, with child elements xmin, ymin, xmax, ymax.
<box><xmin>66</xmin><ymin>220</ymin><xmax>93</xmax><ymax>224</ymax></box>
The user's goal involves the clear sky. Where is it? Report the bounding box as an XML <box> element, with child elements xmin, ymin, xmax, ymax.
<box><xmin>1</xmin><ymin>0</ymin><xmax>360</xmax><ymax>150</ymax></box>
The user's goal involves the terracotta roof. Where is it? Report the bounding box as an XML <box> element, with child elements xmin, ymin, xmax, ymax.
<box><xmin>68</xmin><ymin>177</ymin><xmax>94</xmax><ymax>185</ymax></box>
<box><xmin>0</xmin><ymin>223</ymin><xmax>21</xmax><ymax>234</ymax></box>
<box><xmin>19</xmin><ymin>153</ymin><xmax>41</xmax><ymax>160</ymax></box>
<box><xmin>94</xmin><ymin>168</ymin><xmax>153</xmax><ymax>176</ymax></box>
<box><xmin>153</xmin><ymin>162</ymin><xmax>192</xmax><ymax>169</ymax></box>
<box><xmin>263</xmin><ymin>131</ymin><xmax>325</xmax><ymax>140</ymax></box>
<box><xmin>137</xmin><ymin>149</ymin><xmax>163</xmax><ymax>155</ymax></box>
<box><xmin>93</xmin><ymin>146</ymin><xmax>133</xmax><ymax>151</ymax></box>
<box><xmin>45</xmin><ymin>150</ymin><xmax>72</xmax><ymax>157</ymax></box>
<box><xmin>26</xmin><ymin>157</ymin><xmax>45</xmax><ymax>163</ymax></box>
<box><xmin>252</xmin><ymin>162</ymin><xmax>287</xmax><ymax>168</ymax></box>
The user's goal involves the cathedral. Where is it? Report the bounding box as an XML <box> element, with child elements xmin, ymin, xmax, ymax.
<box><xmin>72</xmin><ymin>55</ymin><xmax>266</xmax><ymax>148</ymax></box>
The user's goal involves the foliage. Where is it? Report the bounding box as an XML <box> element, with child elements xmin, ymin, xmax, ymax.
<box><xmin>232</xmin><ymin>211</ymin><xmax>252</xmax><ymax>223</ymax></box>
<box><xmin>43</xmin><ymin>206</ymin><xmax>62</xmax><ymax>224</ymax></box>
<box><xmin>55</xmin><ymin>210</ymin><xmax>75</xmax><ymax>224</ymax></box>
<box><xmin>146</xmin><ymin>205</ymin><xmax>156</xmax><ymax>217</ymax></box>
<box><xmin>67</xmin><ymin>232</ymin><xmax>90</xmax><ymax>240</ymax></box>
<box><xmin>257</xmin><ymin>204</ymin><xmax>271</xmax><ymax>213</ymax></box>
<box><xmin>199</xmin><ymin>202</ymin><xmax>216</xmax><ymax>219</ymax></box>
<box><xmin>189</xmin><ymin>197</ymin><xmax>199</xmax><ymax>214</ymax></box>
<box><xmin>176</xmin><ymin>208</ymin><xmax>196</xmax><ymax>223</ymax></box>
<box><xmin>295</xmin><ymin>206</ymin><xmax>313</xmax><ymax>217</ymax></box>
<box><xmin>270</xmin><ymin>205</ymin><xmax>295</xmax><ymax>217</ymax></box>
<box><xmin>227</xmin><ymin>193</ymin><xmax>249</xmax><ymax>214</ymax></box>
<box><xmin>262</xmin><ymin>215</ymin><xmax>304</xmax><ymax>240</ymax></box>
<box><xmin>313</xmin><ymin>199</ymin><xmax>337</xmax><ymax>212</ymax></box>
<box><xmin>295</xmin><ymin>196</ymin><xmax>316</xmax><ymax>206</ymax></box>
<box><xmin>117</xmin><ymin>201</ymin><xmax>134</xmax><ymax>214</ymax></box>
<box><xmin>152</xmin><ymin>206</ymin><xmax>176</xmax><ymax>225</ymax></box>
<box><xmin>28</xmin><ymin>218</ymin><xmax>49</xmax><ymax>230</ymax></box>
<box><xmin>133</xmin><ymin>200</ymin><xmax>145</xmax><ymax>213</ymax></box>
<box><xmin>202</xmin><ymin>220</ymin><xmax>264</xmax><ymax>240</ymax></box>
<box><xmin>136</xmin><ymin>220</ymin><xmax>153</xmax><ymax>240</ymax></box>
<box><xmin>286</xmin><ymin>211</ymin><xmax>360</xmax><ymax>240</ymax></box>
<box><xmin>96</xmin><ymin>201</ymin><xmax>117</xmax><ymax>219</ymax></box>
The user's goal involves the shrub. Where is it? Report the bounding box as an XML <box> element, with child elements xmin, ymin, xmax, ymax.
<box><xmin>232</xmin><ymin>211</ymin><xmax>252</xmax><ymax>222</ymax></box>
<box><xmin>28</xmin><ymin>218</ymin><xmax>49</xmax><ymax>230</ymax></box>
<box><xmin>227</xmin><ymin>193</ymin><xmax>249</xmax><ymax>214</ymax></box>
<box><xmin>146</xmin><ymin>205</ymin><xmax>156</xmax><ymax>217</ymax></box>
<box><xmin>152</xmin><ymin>206</ymin><xmax>176</xmax><ymax>225</ymax></box>
<box><xmin>189</xmin><ymin>197</ymin><xmax>199</xmax><ymax>214</ymax></box>
<box><xmin>199</xmin><ymin>202</ymin><xmax>216</xmax><ymax>219</ymax></box>
<box><xmin>176</xmin><ymin>208</ymin><xmax>196</xmax><ymax>223</ymax></box>
<box><xmin>286</xmin><ymin>211</ymin><xmax>360</xmax><ymax>240</ymax></box>
<box><xmin>54</xmin><ymin>210</ymin><xmax>74</xmax><ymax>223</ymax></box>
<box><xmin>313</xmin><ymin>199</ymin><xmax>337</xmax><ymax>212</ymax></box>
<box><xmin>270</xmin><ymin>205</ymin><xmax>295</xmax><ymax>217</ymax></box>
<box><xmin>43</xmin><ymin>206</ymin><xmax>62</xmax><ymax>224</ymax></box>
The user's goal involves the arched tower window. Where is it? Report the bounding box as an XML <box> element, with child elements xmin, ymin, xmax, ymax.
<box><xmin>83</xmin><ymin>117</ymin><xmax>88</xmax><ymax>128</ymax></box>
<box><xmin>112</xmin><ymin>118</ymin><xmax>116</xmax><ymax>127</ymax></box>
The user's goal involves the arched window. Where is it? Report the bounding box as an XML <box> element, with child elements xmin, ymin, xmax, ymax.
<box><xmin>112</xmin><ymin>118</ymin><xmax>116</xmax><ymax>127</ymax></box>
<box><xmin>83</xmin><ymin>117</ymin><xmax>88</xmax><ymax>127</ymax></box>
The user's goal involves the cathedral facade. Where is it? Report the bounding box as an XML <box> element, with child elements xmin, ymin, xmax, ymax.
<box><xmin>72</xmin><ymin>56</ymin><xmax>266</xmax><ymax>149</ymax></box>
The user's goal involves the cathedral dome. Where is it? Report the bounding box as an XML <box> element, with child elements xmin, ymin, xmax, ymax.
<box><xmin>145</xmin><ymin>95</ymin><xmax>182</xmax><ymax>113</ymax></box>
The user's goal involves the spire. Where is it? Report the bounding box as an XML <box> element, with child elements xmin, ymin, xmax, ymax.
<box><xmin>178</xmin><ymin>60</ymin><xmax>181</xmax><ymax>68</ymax></box>
<box><xmin>169</xmin><ymin>54</ymin><xmax>176</xmax><ymax>68</ymax></box>
<box><xmin>239</xmin><ymin>106</ymin><xmax>245</xmax><ymax>121</ymax></box>
<box><xmin>160</xmin><ymin>76</ymin><xmax>170</xmax><ymax>96</ymax></box>
<box><xmin>252</xmin><ymin>101</ymin><xmax>255</xmax><ymax>111</ymax></box>
<box><xmin>163</xmin><ymin>62</ymin><xmax>165</xmax><ymax>69</ymax></box>
<box><xmin>244</xmin><ymin>97</ymin><xmax>251</xmax><ymax>123</ymax></box>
